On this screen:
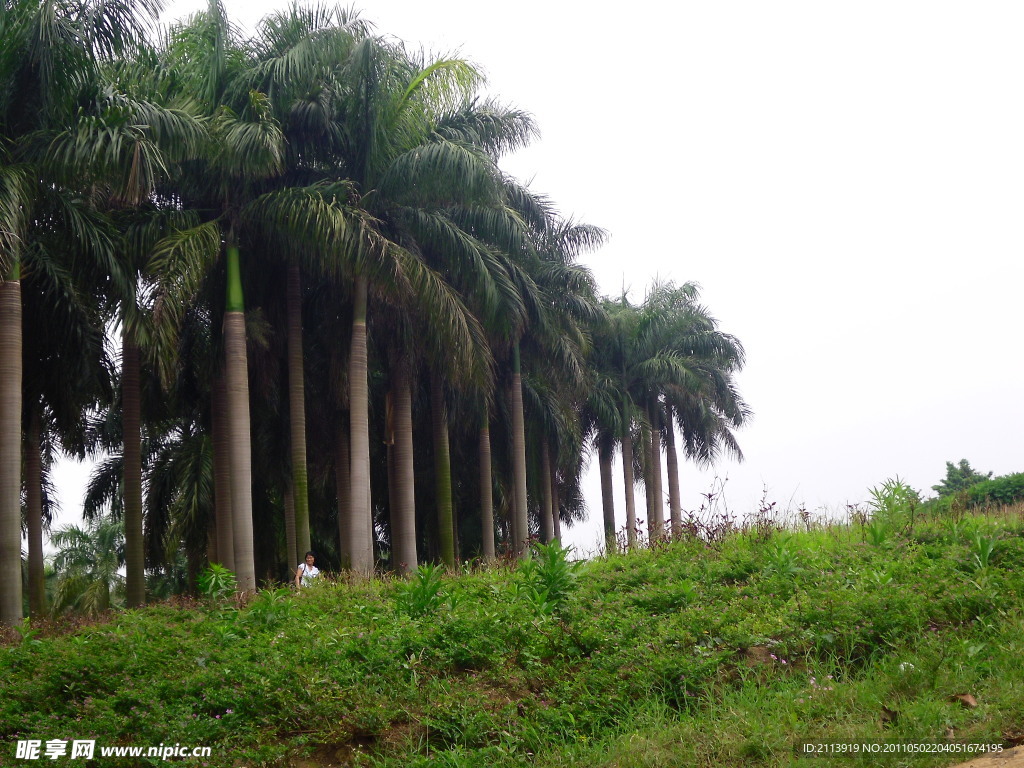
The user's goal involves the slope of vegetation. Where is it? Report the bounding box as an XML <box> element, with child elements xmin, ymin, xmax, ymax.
<box><xmin>4</xmin><ymin>509</ymin><xmax>1024</xmax><ymax>767</ymax></box>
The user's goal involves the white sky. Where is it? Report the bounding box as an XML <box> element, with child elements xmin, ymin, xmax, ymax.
<box><xmin>51</xmin><ymin>1</ymin><xmax>1024</xmax><ymax>557</ymax></box>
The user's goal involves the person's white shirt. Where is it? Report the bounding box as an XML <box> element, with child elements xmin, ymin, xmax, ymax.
<box><xmin>296</xmin><ymin>561</ymin><xmax>320</xmax><ymax>587</ymax></box>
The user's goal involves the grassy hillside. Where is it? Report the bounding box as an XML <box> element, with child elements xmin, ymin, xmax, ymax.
<box><xmin>3</xmin><ymin>509</ymin><xmax>1024</xmax><ymax>767</ymax></box>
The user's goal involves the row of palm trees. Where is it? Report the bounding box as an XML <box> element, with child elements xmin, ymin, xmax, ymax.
<box><xmin>0</xmin><ymin>0</ymin><xmax>749</xmax><ymax>625</ymax></box>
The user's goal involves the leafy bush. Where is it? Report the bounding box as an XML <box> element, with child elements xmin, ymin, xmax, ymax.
<box><xmin>242</xmin><ymin>587</ymin><xmax>293</xmax><ymax>629</ymax></box>
<box><xmin>397</xmin><ymin>563</ymin><xmax>447</xmax><ymax>618</ymax></box>
<box><xmin>966</xmin><ymin>472</ymin><xmax>1024</xmax><ymax>507</ymax></box>
<box><xmin>867</xmin><ymin>477</ymin><xmax>919</xmax><ymax>526</ymax></box>
<box><xmin>197</xmin><ymin>563</ymin><xmax>236</xmax><ymax>601</ymax></box>
<box><xmin>515</xmin><ymin>542</ymin><xmax>580</xmax><ymax>615</ymax></box>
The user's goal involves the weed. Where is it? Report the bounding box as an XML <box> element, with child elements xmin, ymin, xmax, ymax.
<box><xmin>763</xmin><ymin>537</ymin><xmax>803</xmax><ymax>578</ymax></box>
<box><xmin>197</xmin><ymin>563</ymin><xmax>237</xmax><ymax>602</ymax></box>
<box><xmin>515</xmin><ymin>542</ymin><xmax>581</xmax><ymax>616</ymax></box>
<box><xmin>243</xmin><ymin>587</ymin><xmax>293</xmax><ymax>629</ymax></box>
<box><xmin>864</xmin><ymin>519</ymin><xmax>891</xmax><ymax>546</ymax></box>
<box><xmin>868</xmin><ymin>477</ymin><xmax>920</xmax><ymax>531</ymax></box>
<box><xmin>398</xmin><ymin>563</ymin><xmax>447</xmax><ymax>618</ymax></box>
<box><xmin>970</xmin><ymin>531</ymin><xmax>997</xmax><ymax>570</ymax></box>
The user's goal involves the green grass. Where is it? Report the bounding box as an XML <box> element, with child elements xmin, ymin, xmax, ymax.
<box><xmin>3</xmin><ymin>518</ymin><xmax>1024</xmax><ymax>767</ymax></box>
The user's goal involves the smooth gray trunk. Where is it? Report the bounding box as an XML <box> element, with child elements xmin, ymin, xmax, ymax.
<box><xmin>479</xmin><ymin>421</ymin><xmax>495</xmax><ymax>562</ymax></box>
<box><xmin>286</xmin><ymin>264</ymin><xmax>311</xmax><ymax>558</ymax></box>
<box><xmin>665</xmin><ymin>406</ymin><xmax>682</xmax><ymax>536</ymax></box>
<box><xmin>620</xmin><ymin>399</ymin><xmax>637</xmax><ymax>548</ymax></box>
<box><xmin>549</xmin><ymin>448</ymin><xmax>561</xmax><ymax>545</ymax></box>
<box><xmin>224</xmin><ymin>310</ymin><xmax>256</xmax><ymax>592</ymax></box>
<box><xmin>598</xmin><ymin>440</ymin><xmax>616</xmax><ymax>553</ymax></box>
<box><xmin>509</xmin><ymin>365</ymin><xmax>528</xmax><ymax>556</ymax></box>
<box><xmin>431</xmin><ymin>372</ymin><xmax>455</xmax><ymax>568</ymax></box>
<box><xmin>539</xmin><ymin>438</ymin><xmax>554</xmax><ymax>544</ymax></box>
<box><xmin>211</xmin><ymin>374</ymin><xmax>234</xmax><ymax>570</ymax></box>
<box><xmin>391</xmin><ymin>366</ymin><xmax>417</xmax><ymax>574</ymax></box>
<box><xmin>122</xmin><ymin>327</ymin><xmax>145</xmax><ymax>607</ymax></box>
<box><xmin>284</xmin><ymin>481</ymin><xmax>297</xmax><ymax>573</ymax></box>
<box><xmin>335</xmin><ymin>419</ymin><xmax>350</xmax><ymax>569</ymax></box>
<box><xmin>347</xmin><ymin>275</ymin><xmax>373</xmax><ymax>575</ymax></box>
<box><xmin>647</xmin><ymin>398</ymin><xmax>665</xmax><ymax>540</ymax></box>
<box><xmin>25</xmin><ymin>408</ymin><xmax>44</xmax><ymax>616</ymax></box>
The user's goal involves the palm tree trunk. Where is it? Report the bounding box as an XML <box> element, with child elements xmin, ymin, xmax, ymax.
<box><xmin>431</xmin><ymin>370</ymin><xmax>455</xmax><ymax>568</ymax></box>
<box><xmin>205</xmin><ymin>511</ymin><xmax>217</xmax><ymax>570</ymax></box>
<box><xmin>283</xmin><ymin>481</ymin><xmax>297</xmax><ymax>572</ymax></box>
<box><xmin>25</xmin><ymin>406</ymin><xmax>45</xmax><ymax>616</ymax></box>
<box><xmin>335</xmin><ymin>417</ymin><xmax>350</xmax><ymax>569</ymax></box>
<box><xmin>549</xmin><ymin>449</ymin><xmax>561</xmax><ymax>545</ymax></box>
<box><xmin>348</xmin><ymin>274</ymin><xmax>373</xmax><ymax>575</ymax></box>
<box><xmin>539</xmin><ymin>437</ymin><xmax>554</xmax><ymax>544</ymax></box>
<box><xmin>391</xmin><ymin>365</ymin><xmax>417</xmax><ymax>574</ymax></box>
<box><xmin>664</xmin><ymin>405</ymin><xmax>682</xmax><ymax>537</ymax></box>
<box><xmin>641</xmin><ymin>419</ymin><xmax>654</xmax><ymax>533</ymax></box>
<box><xmin>211</xmin><ymin>373</ymin><xmax>234</xmax><ymax>570</ymax></box>
<box><xmin>1</xmin><ymin>272</ymin><xmax>23</xmax><ymax>625</ymax></box>
<box><xmin>224</xmin><ymin>244</ymin><xmax>256</xmax><ymax>592</ymax></box>
<box><xmin>509</xmin><ymin>342</ymin><xmax>528</xmax><ymax>556</ymax></box>
<box><xmin>598</xmin><ymin>438</ymin><xmax>617</xmax><ymax>553</ymax></box>
<box><xmin>122</xmin><ymin>325</ymin><xmax>145</xmax><ymax>607</ymax></box>
<box><xmin>647</xmin><ymin>397</ymin><xmax>665</xmax><ymax>541</ymax></box>
<box><xmin>620</xmin><ymin>397</ymin><xmax>637</xmax><ymax>549</ymax></box>
<box><xmin>479</xmin><ymin>418</ymin><xmax>495</xmax><ymax>562</ymax></box>
<box><xmin>286</xmin><ymin>263</ymin><xmax>311</xmax><ymax>558</ymax></box>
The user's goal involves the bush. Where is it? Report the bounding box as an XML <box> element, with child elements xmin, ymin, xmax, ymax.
<box><xmin>966</xmin><ymin>472</ymin><xmax>1024</xmax><ymax>507</ymax></box>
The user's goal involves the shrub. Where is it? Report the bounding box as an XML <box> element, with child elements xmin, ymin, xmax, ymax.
<box><xmin>397</xmin><ymin>563</ymin><xmax>447</xmax><ymax>618</ymax></box>
<box><xmin>197</xmin><ymin>563</ymin><xmax>236</xmax><ymax>601</ymax></box>
<box><xmin>966</xmin><ymin>472</ymin><xmax>1024</xmax><ymax>507</ymax></box>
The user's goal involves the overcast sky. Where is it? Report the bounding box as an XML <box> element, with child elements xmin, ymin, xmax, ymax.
<box><xmin>52</xmin><ymin>1</ymin><xmax>1024</xmax><ymax>555</ymax></box>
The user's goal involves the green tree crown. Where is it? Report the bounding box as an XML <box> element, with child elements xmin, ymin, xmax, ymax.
<box><xmin>932</xmin><ymin>459</ymin><xmax>992</xmax><ymax>497</ymax></box>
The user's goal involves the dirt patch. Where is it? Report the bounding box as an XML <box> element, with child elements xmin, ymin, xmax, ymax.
<box><xmin>742</xmin><ymin>645</ymin><xmax>775</xmax><ymax>666</ymax></box>
<box><xmin>952</xmin><ymin>746</ymin><xmax>1024</xmax><ymax>768</ymax></box>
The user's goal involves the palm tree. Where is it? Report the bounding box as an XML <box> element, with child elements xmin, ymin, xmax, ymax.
<box><xmin>20</xmin><ymin>203</ymin><xmax>114</xmax><ymax>616</ymax></box>
<box><xmin>51</xmin><ymin>518</ymin><xmax>125</xmax><ymax>616</ymax></box>
<box><xmin>312</xmin><ymin>37</ymin><xmax>534</xmax><ymax>570</ymax></box>
<box><xmin>507</xmin><ymin>210</ymin><xmax>603</xmax><ymax>553</ymax></box>
<box><xmin>592</xmin><ymin>281</ymin><xmax>749</xmax><ymax>545</ymax></box>
<box><xmin>0</xmin><ymin>0</ymin><xmax>160</xmax><ymax>623</ymax></box>
<box><xmin>157</xmin><ymin>1</ymin><xmax>304</xmax><ymax>590</ymax></box>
